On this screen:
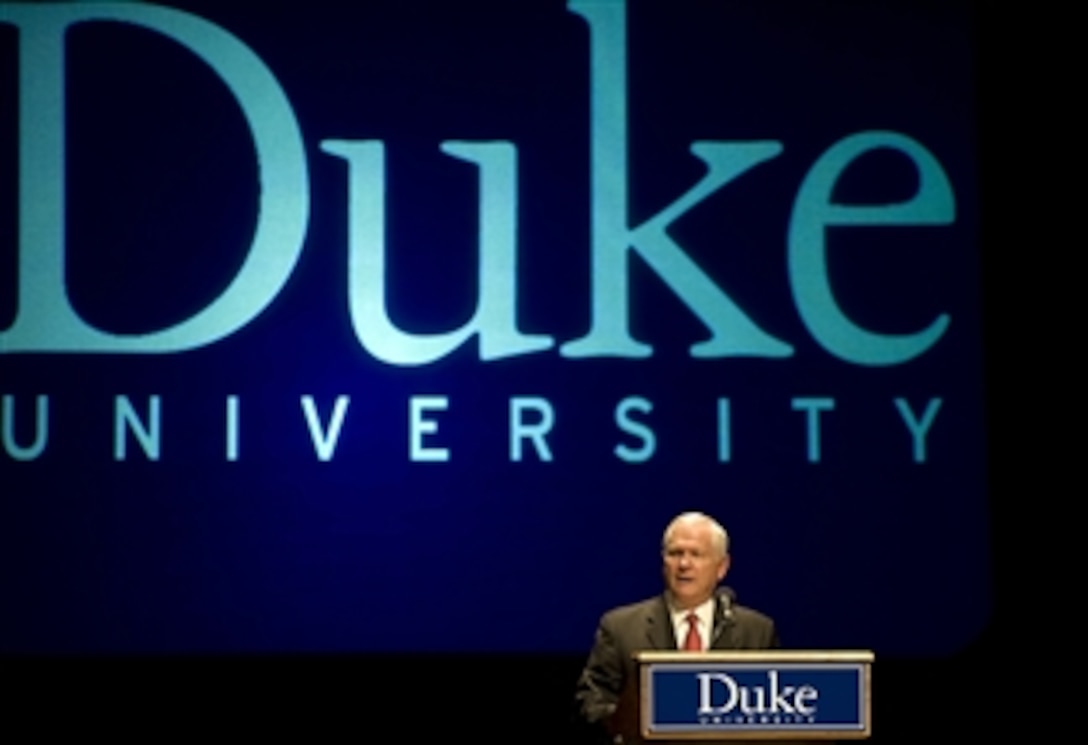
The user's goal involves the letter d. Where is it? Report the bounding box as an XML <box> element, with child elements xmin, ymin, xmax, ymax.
<box><xmin>0</xmin><ymin>4</ymin><xmax>308</xmax><ymax>352</ymax></box>
<box><xmin>697</xmin><ymin>673</ymin><xmax>738</xmax><ymax>715</ymax></box>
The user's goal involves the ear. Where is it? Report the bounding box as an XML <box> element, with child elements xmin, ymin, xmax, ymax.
<box><xmin>716</xmin><ymin>553</ymin><xmax>730</xmax><ymax>581</ymax></box>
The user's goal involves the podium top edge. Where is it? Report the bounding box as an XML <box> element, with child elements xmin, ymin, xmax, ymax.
<box><xmin>634</xmin><ymin>650</ymin><xmax>875</xmax><ymax>663</ymax></box>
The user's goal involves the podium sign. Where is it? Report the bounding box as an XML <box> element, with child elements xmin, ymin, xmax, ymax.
<box><xmin>638</xmin><ymin>651</ymin><xmax>873</xmax><ymax>740</ymax></box>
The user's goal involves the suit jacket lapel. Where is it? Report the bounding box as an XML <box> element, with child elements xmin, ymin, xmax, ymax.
<box><xmin>646</xmin><ymin>594</ymin><xmax>737</xmax><ymax>650</ymax></box>
<box><xmin>644</xmin><ymin>595</ymin><xmax>676</xmax><ymax>650</ymax></box>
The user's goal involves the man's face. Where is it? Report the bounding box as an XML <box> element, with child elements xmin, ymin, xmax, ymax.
<box><xmin>662</xmin><ymin>520</ymin><xmax>728</xmax><ymax>610</ymax></box>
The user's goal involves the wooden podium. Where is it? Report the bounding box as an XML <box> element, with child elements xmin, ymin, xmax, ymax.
<box><xmin>609</xmin><ymin>651</ymin><xmax>873</xmax><ymax>743</ymax></box>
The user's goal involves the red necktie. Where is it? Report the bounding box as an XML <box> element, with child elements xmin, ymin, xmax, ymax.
<box><xmin>683</xmin><ymin>612</ymin><xmax>702</xmax><ymax>651</ymax></box>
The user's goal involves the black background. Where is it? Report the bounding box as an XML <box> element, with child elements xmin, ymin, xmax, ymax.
<box><xmin>1</xmin><ymin>0</ymin><xmax>1024</xmax><ymax>739</ymax></box>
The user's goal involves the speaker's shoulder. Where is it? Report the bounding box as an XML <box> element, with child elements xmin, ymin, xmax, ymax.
<box><xmin>600</xmin><ymin>595</ymin><xmax>663</xmax><ymax>627</ymax></box>
<box><xmin>731</xmin><ymin>603</ymin><xmax>776</xmax><ymax>630</ymax></box>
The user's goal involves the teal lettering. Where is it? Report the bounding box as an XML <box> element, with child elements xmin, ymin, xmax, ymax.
<box><xmin>2</xmin><ymin>394</ymin><xmax>49</xmax><ymax>461</ymax></box>
<box><xmin>791</xmin><ymin>397</ymin><xmax>834</xmax><ymax>463</ymax></box>
<box><xmin>562</xmin><ymin>0</ymin><xmax>791</xmax><ymax>360</ymax></box>
<box><xmin>615</xmin><ymin>396</ymin><xmax>654</xmax><ymax>462</ymax></box>
<box><xmin>894</xmin><ymin>397</ymin><xmax>942</xmax><ymax>463</ymax></box>
<box><xmin>788</xmin><ymin>131</ymin><xmax>954</xmax><ymax>365</ymax></box>
<box><xmin>0</xmin><ymin>3</ymin><xmax>308</xmax><ymax>352</ymax></box>
<box><xmin>510</xmin><ymin>397</ymin><xmax>555</xmax><ymax>462</ymax></box>
<box><xmin>114</xmin><ymin>395</ymin><xmax>161</xmax><ymax>460</ymax></box>
<box><xmin>301</xmin><ymin>395</ymin><xmax>350</xmax><ymax>461</ymax></box>
<box><xmin>321</xmin><ymin>140</ymin><xmax>552</xmax><ymax>365</ymax></box>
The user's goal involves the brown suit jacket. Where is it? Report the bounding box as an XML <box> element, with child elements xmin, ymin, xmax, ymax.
<box><xmin>574</xmin><ymin>590</ymin><xmax>779</xmax><ymax>744</ymax></box>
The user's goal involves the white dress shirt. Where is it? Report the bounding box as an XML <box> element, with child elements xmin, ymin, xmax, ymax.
<box><xmin>669</xmin><ymin>597</ymin><xmax>715</xmax><ymax>651</ymax></box>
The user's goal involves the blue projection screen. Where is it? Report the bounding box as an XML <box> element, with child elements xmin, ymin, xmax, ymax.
<box><xmin>0</xmin><ymin>0</ymin><xmax>987</xmax><ymax>655</ymax></box>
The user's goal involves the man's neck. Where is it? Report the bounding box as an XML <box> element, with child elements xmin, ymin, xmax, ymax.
<box><xmin>666</xmin><ymin>594</ymin><xmax>714</xmax><ymax>613</ymax></box>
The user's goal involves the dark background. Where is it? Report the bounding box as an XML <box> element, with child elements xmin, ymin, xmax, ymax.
<box><xmin>0</xmin><ymin>0</ymin><xmax>1016</xmax><ymax>739</ymax></box>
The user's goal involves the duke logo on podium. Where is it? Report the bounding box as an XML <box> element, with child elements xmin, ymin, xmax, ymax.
<box><xmin>639</xmin><ymin>652</ymin><xmax>873</xmax><ymax>739</ymax></box>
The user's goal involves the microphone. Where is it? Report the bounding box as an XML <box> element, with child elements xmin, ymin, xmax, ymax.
<box><xmin>717</xmin><ymin>585</ymin><xmax>736</xmax><ymax>619</ymax></box>
<box><xmin>711</xmin><ymin>586</ymin><xmax>735</xmax><ymax>645</ymax></box>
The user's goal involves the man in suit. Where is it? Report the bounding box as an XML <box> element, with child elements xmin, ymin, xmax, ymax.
<box><xmin>573</xmin><ymin>511</ymin><xmax>778</xmax><ymax>743</ymax></box>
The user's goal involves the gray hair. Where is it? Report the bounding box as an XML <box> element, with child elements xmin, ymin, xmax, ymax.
<box><xmin>662</xmin><ymin>512</ymin><xmax>729</xmax><ymax>557</ymax></box>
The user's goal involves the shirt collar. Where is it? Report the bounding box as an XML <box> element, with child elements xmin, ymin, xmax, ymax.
<box><xmin>668</xmin><ymin>596</ymin><xmax>715</xmax><ymax>630</ymax></box>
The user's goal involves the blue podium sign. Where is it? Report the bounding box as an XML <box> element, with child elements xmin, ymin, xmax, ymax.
<box><xmin>638</xmin><ymin>651</ymin><xmax>873</xmax><ymax>740</ymax></box>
